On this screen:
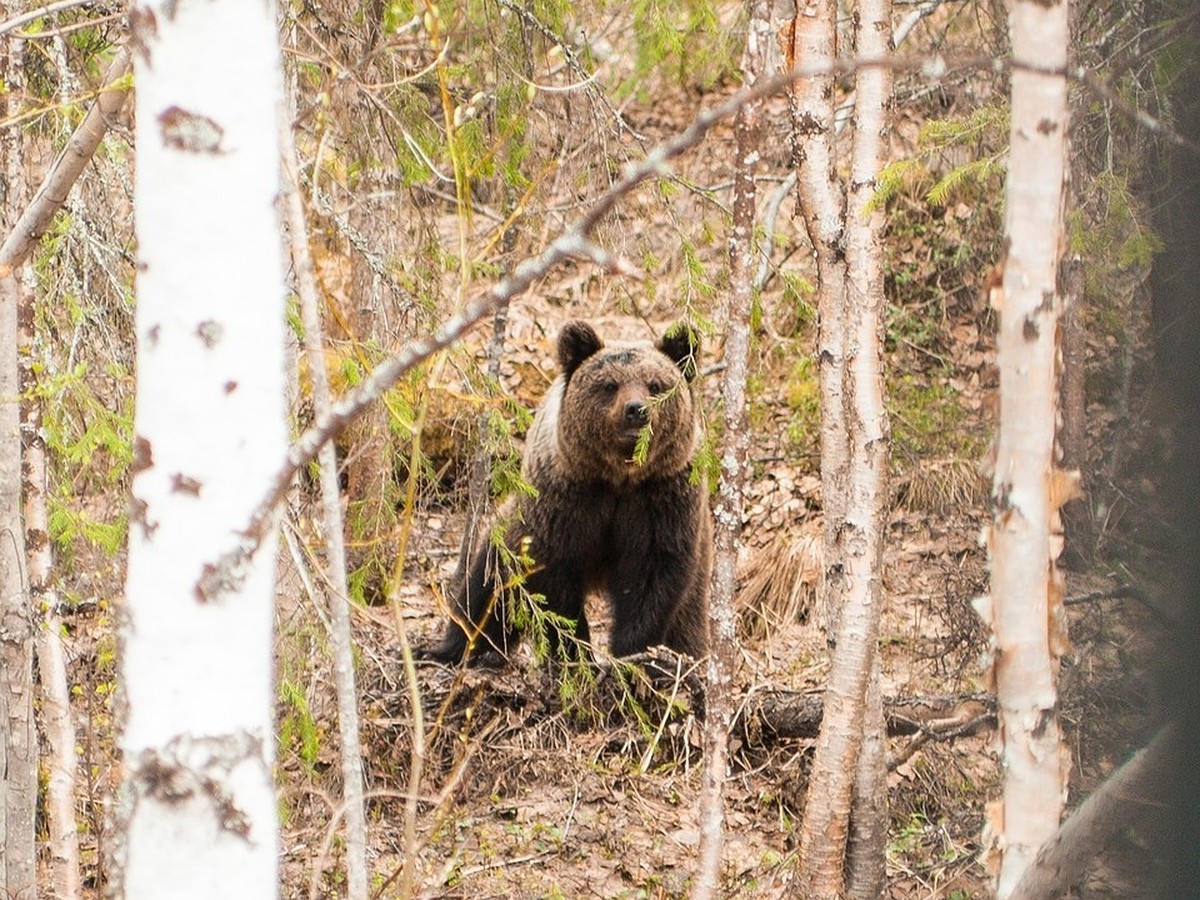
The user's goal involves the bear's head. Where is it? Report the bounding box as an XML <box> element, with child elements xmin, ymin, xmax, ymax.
<box><xmin>551</xmin><ymin>320</ymin><xmax>701</xmax><ymax>486</ymax></box>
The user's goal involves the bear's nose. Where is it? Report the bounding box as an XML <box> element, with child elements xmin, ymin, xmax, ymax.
<box><xmin>624</xmin><ymin>401</ymin><xmax>649</xmax><ymax>426</ymax></box>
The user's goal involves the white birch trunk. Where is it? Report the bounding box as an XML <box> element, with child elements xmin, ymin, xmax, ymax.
<box><xmin>281</xmin><ymin>120</ymin><xmax>369</xmax><ymax>900</ymax></box>
<box><xmin>787</xmin><ymin>0</ymin><xmax>850</xmax><ymax>640</ymax></box>
<box><xmin>979</xmin><ymin>0</ymin><xmax>1073</xmax><ymax>894</ymax></box>
<box><xmin>787</xmin><ymin>4</ymin><xmax>854</xmax><ymax>892</ymax></box>
<box><xmin>841</xmin><ymin>5</ymin><xmax>893</xmax><ymax>895</ymax></box>
<box><xmin>791</xmin><ymin>1</ymin><xmax>892</xmax><ymax>893</ymax></box>
<box><xmin>1</xmin><ymin>21</ymin><xmax>36</xmax><ymax>898</ymax></box>
<box><xmin>116</xmin><ymin>2</ymin><xmax>287</xmax><ymax>897</ymax></box>
<box><xmin>693</xmin><ymin>4</ymin><xmax>772</xmax><ymax>898</ymax></box>
<box><xmin>22</xmin><ymin>295</ymin><xmax>82</xmax><ymax>900</ymax></box>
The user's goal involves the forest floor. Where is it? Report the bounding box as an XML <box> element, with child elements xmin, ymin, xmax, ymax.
<box><xmin>53</xmin><ymin>20</ymin><xmax>1172</xmax><ymax>900</ymax></box>
<box><xmin>267</xmin><ymin>267</ymin><xmax>1166</xmax><ymax>898</ymax></box>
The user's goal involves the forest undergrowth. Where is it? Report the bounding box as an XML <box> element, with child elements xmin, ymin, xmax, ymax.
<box><xmin>22</xmin><ymin>1</ymin><xmax>1178</xmax><ymax>897</ymax></box>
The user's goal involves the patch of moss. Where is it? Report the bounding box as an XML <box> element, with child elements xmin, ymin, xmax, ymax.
<box><xmin>888</xmin><ymin>374</ymin><xmax>981</xmax><ymax>466</ymax></box>
<box><xmin>782</xmin><ymin>356</ymin><xmax>820</xmax><ymax>458</ymax></box>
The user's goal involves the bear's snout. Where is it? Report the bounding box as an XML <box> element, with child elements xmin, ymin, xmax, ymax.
<box><xmin>623</xmin><ymin>400</ymin><xmax>650</xmax><ymax>427</ymax></box>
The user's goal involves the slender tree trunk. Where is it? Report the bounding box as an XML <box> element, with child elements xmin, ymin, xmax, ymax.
<box><xmin>786</xmin><ymin>2</ymin><xmax>854</xmax><ymax>889</ymax></box>
<box><xmin>790</xmin><ymin>0</ymin><xmax>893</xmax><ymax>893</ymax></box>
<box><xmin>0</xmin><ymin>19</ymin><xmax>36</xmax><ymax>897</ymax></box>
<box><xmin>786</xmin><ymin>0</ymin><xmax>850</xmax><ymax>640</ymax></box>
<box><xmin>979</xmin><ymin>0</ymin><xmax>1073</xmax><ymax>894</ymax></box>
<box><xmin>21</xmin><ymin>283</ymin><xmax>82</xmax><ymax>899</ymax></box>
<box><xmin>115</xmin><ymin>1</ymin><xmax>287</xmax><ymax>896</ymax></box>
<box><xmin>693</xmin><ymin>4</ymin><xmax>772</xmax><ymax>898</ymax></box>
<box><xmin>281</xmin><ymin>112</ymin><xmax>369</xmax><ymax>900</ymax></box>
<box><xmin>841</xmin><ymin>3</ymin><xmax>893</xmax><ymax>895</ymax></box>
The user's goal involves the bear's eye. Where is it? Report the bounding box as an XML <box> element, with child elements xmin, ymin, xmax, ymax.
<box><xmin>600</xmin><ymin>380</ymin><xmax>619</xmax><ymax>395</ymax></box>
<box><xmin>648</xmin><ymin>380</ymin><xmax>667</xmax><ymax>396</ymax></box>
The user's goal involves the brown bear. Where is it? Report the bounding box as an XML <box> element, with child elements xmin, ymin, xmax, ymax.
<box><xmin>421</xmin><ymin>320</ymin><xmax>711</xmax><ymax>664</ymax></box>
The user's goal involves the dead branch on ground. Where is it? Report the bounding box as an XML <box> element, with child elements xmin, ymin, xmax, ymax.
<box><xmin>373</xmin><ymin>651</ymin><xmax>995</xmax><ymax>757</ymax></box>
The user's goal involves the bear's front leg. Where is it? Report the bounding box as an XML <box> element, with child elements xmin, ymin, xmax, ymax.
<box><xmin>522</xmin><ymin>564</ymin><xmax>592</xmax><ymax>662</ymax></box>
<box><xmin>606</xmin><ymin>482</ymin><xmax>709</xmax><ymax>659</ymax></box>
<box><xmin>608</xmin><ymin>559</ymin><xmax>698</xmax><ymax>657</ymax></box>
<box><xmin>418</xmin><ymin>541</ymin><xmax>514</xmax><ymax>664</ymax></box>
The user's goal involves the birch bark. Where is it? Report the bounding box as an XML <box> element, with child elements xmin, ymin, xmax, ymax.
<box><xmin>979</xmin><ymin>0</ymin><xmax>1073</xmax><ymax>894</ymax></box>
<box><xmin>116</xmin><ymin>1</ymin><xmax>287</xmax><ymax>896</ymax></box>
<box><xmin>693</xmin><ymin>2</ymin><xmax>772</xmax><ymax>897</ymax></box>
<box><xmin>0</xmin><ymin>19</ymin><xmax>36</xmax><ymax>898</ymax></box>
<box><xmin>841</xmin><ymin>4</ymin><xmax>893</xmax><ymax>894</ymax></box>
<box><xmin>787</xmin><ymin>1</ymin><xmax>849</xmax><ymax>633</ymax></box>
<box><xmin>789</xmin><ymin>0</ymin><xmax>892</xmax><ymax>893</ymax></box>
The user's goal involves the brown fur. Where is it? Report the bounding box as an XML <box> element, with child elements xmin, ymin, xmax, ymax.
<box><xmin>422</xmin><ymin>320</ymin><xmax>711</xmax><ymax>664</ymax></box>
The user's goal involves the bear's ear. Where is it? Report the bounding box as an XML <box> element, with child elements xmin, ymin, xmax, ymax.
<box><xmin>659</xmin><ymin>322</ymin><xmax>701</xmax><ymax>381</ymax></box>
<box><xmin>558</xmin><ymin>321</ymin><xmax>603</xmax><ymax>376</ymax></box>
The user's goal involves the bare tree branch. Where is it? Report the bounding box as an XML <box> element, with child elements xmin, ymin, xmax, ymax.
<box><xmin>0</xmin><ymin>0</ymin><xmax>102</xmax><ymax>38</ymax></box>
<box><xmin>0</xmin><ymin>48</ymin><xmax>131</xmax><ymax>275</ymax></box>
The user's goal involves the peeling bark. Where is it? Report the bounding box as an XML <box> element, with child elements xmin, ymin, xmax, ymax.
<box><xmin>789</xmin><ymin>0</ymin><xmax>893</xmax><ymax>894</ymax></box>
<box><xmin>840</xmin><ymin>2</ymin><xmax>894</xmax><ymax>894</ymax></box>
<box><xmin>786</xmin><ymin>0</ymin><xmax>850</xmax><ymax>644</ymax></box>
<box><xmin>980</xmin><ymin>0</ymin><xmax>1073</xmax><ymax>894</ymax></box>
<box><xmin>693</xmin><ymin>3</ymin><xmax>773</xmax><ymax>898</ymax></box>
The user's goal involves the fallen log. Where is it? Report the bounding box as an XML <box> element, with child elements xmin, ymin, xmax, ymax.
<box><xmin>377</xmin><ymin>649</ymin><xmax>995</xmax><ymax>758</ymax></box>
<box><xmin>744</xmin><ymin>688</ymin><xmax>994</xmax><ymax>743</ymax></box>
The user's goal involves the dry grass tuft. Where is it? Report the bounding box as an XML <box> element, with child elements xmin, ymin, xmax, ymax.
<box><xmin>737</xmin><ymin>522</ymin><xmax>823</xmax><ymax>642</ymax></box>
<box><xmin>897</xmin><ymin>458</ymin><xmax>988</xmax><ymax>514</ymax></box>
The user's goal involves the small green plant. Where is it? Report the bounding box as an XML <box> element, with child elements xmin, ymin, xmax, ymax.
<box><xmin>890</xmin><ymin>810</ymin><xmax>930</xmax><ymax>856</ymax></box>
<box><xmin>474</xmin><ymin>526</ymin><xmax>592</xmax><ymax>676</ymax></box>
<box><xmin>873</xmin><ymin>103</ymin><xmax>1009</xmax><ymax>211</ymax></box>
<box><xmin>782</xmin><ymin>356</ymin><xmax>820</xmax><ymax>458</ymax></box>
<box><xmin>629</xmin><ymin>384</ymin><xmax>681</xmax><ymax>467</ymax></box>
<box><xmin>876</xmin><ymin>102</ymin><xmax>1008</xmax><ymax>349</ymax></box>
<box><xmin>278</xmin><ymin>678</ymin><xmax>322</xmax><ymax>774</ymax></box>
<box><xmin>632</xmin><ymin>420</ymin><xmax>654</xmax><ymax>466</ymax></box>
<box><xmin>888</xmin><ymin>374</ymin><xmax>980</xmax><ymax>463</ymax></box>
<box><xmin>621</xmin><ymin>0</ymin><xmax>739</xmax><ymax>97</ymax></box>
<box><xmin>30</xmin><ymin>360</ymin><xmax>134</xmax><ymax>567</ymax></box>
